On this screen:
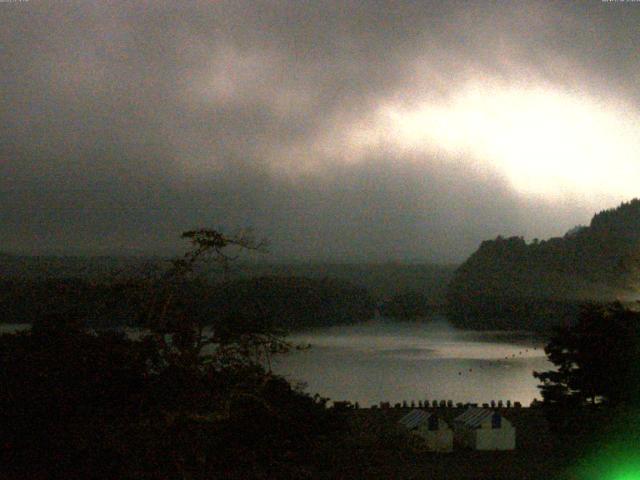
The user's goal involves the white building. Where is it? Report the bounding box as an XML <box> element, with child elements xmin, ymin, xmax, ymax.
<box><xmin>398</xmin><ymin>409</ymin><xmax>453</xmax><ymax>452</ymax></box>
<box><xmin>453</xmin><ymin>408</ymin><xmax>516</xmax><ymax>450</ymax></box>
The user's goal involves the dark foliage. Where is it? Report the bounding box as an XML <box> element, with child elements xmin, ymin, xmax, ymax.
<box><xmin>207</xmin><ymin>276</ymin><xmax>375</xmax><ymax>328</ymax></box>
<box><xmin>0</xmin><ymin>229</ymin><xmax>349</xmax><ymax>479</ymax></box>
<box><xmin>0</xmin><ymin>314</ymin><xmax>161</xmax><ymax>477</ymax></box>
<box><xmin>447</xmin><ymin>199</ymin><xmax>640</xmax><ymax>330</ymax></box>
<box><xmin>379</xmin><ymin>291</ymin><xmax>442</xmax><ymax>320</ymax></box>
<box><xmin>0</xmin><ymin>275</ymin><xmax>376</xmax><ymax>330</ymax></box>
<box><xmin>533</xmin><ymin>302</ymin><xmax>640</xmax><ymax>433</ymax></box>
<box><xmin>0</xmin><ymin>320</ymin><xmax>341</xmax><ymax>478</ymax></box>
<box><xmin>447</xmin><ymin>295</ymin><xmax>582</xmax><ymax>331</ymax></box>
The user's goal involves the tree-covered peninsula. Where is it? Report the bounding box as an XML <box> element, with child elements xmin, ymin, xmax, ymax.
<box><xmin>447</xmin><ymin>199</ymin><xmax>640</xmax><ymax>330</ymax></box>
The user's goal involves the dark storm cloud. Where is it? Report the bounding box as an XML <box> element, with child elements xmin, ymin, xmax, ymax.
<box><xmin>1</xmin><ymin>1</ymin><xmax>639</xmax><ymax>260</ymax></box>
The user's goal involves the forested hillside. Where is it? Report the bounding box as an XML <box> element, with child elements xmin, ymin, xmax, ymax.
<box><xmin>0</xmin><ymin>256</ymin><xmax>455</xmax><ymax>303</ymax></box>
<box><xmin>0</xmin><ymin>257</ymin><xmax>454</xmax><ymax>327</ymax></box>
<box><xmin>447</xmin><ymin>199</ymin><xmax>640</xmax><ymax>330</ymax></box>
<box><xmin>206</xmin><ymin>276</ymin><xmax>376</xmax><ymax>329</ymax></box>
<box><xmin>0</xmin><ymin>276</ymin><xmax>375</xmax><ymax>330</ymax></box>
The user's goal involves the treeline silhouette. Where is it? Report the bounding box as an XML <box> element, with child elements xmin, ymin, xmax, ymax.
<box><xmin>0</xmin><ymin>256</ymin><xmax>455</xmax><ymax>303</ymax></box>
<box><xmin>378</xmin><ymin>291</ymin><xmax>444</xmax><ymax>320</ymax></box>
<box><xmin>209</xmin><ymin>276</ymin><xmax>375</xmax><ymax>328</ymax></box>
<box><xmin>447</xmin><ymin>199</ymin><xmax>640</xmax><ymax>330</ymax></box>
<box><xmin>0</xmin><ymin>276</ymin><xmax>375</xmax><ymax>329</ymax></box>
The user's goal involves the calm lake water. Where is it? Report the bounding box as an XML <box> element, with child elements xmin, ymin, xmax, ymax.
<box><xmin>1</xmin><ymin>317</ymin><xmax>552</xmax><ymax>407</ymax></box>
<box><xmin>272</xmin><ymin>317</ymin><xmax>551</xmax><ymax>407</ymax></box>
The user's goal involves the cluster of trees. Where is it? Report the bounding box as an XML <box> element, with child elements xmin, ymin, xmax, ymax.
<box><xmin>379</xmin><ymin>291</ymin><xmax>443</xmax><ymax>320</ymax></box>
<box><xmin>447</xmin><ymin>199</ymin><xmax>640</xmax><ymax>330</ymax></box>
<box><xmin>534</xmin><ymin>302</ymin><xmax>640</xmax><ymax>434</ymax></box>
<box><xmin>0</xmin><ymin>276</ymin><xmax>375</xmax><ymax>331</ymax></box>
<box><xmin>1</xmin><ymin>257</ymin><xmax>458</xmax><ymax>328</ymax></box>
<box><xmin>446</xmin><ymin>295</ymin><xmax>582</xmax><ymax>331</ymax></box>
<box><xmin>207</xmin><ymin>276</ymin><xmax>375</xmax><ymax>329</ymax></box>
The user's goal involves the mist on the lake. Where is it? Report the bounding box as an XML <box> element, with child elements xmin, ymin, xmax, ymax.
<box><xmin>273</xmin><ymin>317</ymin><xmax>551</xmax><ymax>407</ymax></box>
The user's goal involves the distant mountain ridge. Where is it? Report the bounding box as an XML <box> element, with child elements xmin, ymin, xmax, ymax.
<box><xmin>447</xmin><ymin>199</ymin><xmax>640</xmax><ymax>330</ymax></box>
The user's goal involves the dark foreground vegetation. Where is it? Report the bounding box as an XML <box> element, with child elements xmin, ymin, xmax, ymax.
<box><xmin>447</xmin><ymin>199</ymin><xmax>640</xmax><ymax>330</ymax></box>
<box><xmin>2</xmin><ymin>225</ymin><xmax>640</xmax><ymax>478</ymax></box>
<box><xmin>1</xmin><ymin>315</ymin><xmax>348</xmax><ymax>479</ymax></box>
<box><xmin>534</xmin><ymin>302</ymin><xmax>640</xmax><ymax>428</ymax></box>
<box><xmin>0</xmin><ymin>314</ymin><xmax>589</xmax><ymax>480</ymax></box>
<box><xmin>529</xmin><ymin>301</ymin><xmax>640</xmax><ymax>479</ymax></box>
<box><xmin>0</xmin><ymin>230</ymin><xmax>425</xmax><ymax>479</ymax></box>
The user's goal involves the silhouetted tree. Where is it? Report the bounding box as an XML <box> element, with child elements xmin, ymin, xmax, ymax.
<box><xmin>0</xmin><ymin>229</ymin><xmax>344</xmax><ymax>479</ymax></box>
<box><xmin>134</xmin><ymin>229</ymin><xmax>286</xmax><ymax>370</ymax></box>
<box><xmin>534</xmin><ymin>302</ymin><xmax>640</xmax><ymax>432</ymax></box>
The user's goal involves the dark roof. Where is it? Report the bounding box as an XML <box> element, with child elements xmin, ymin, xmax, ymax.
<box><xmin>398</xmin><ymin>409</ymin><xmax>433</xmax><ymax>429</ymax></box>
<box><xmin>454</xmin><ymin>408</ymin><xmax>494</xmax><ymax>428</ymax></box>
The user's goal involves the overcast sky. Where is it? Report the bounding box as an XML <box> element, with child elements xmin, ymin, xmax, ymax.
<box><xmin>2</xmin><ymin>1</ymin><xmax>639</xmax><ymax>262</ymax></box>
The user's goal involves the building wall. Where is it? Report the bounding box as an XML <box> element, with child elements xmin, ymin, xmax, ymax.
<box><xmin>415</xmin><ymin>424</ymin><xmax>453</xmax><ymax>452</ymax></box>
<box><xmin>453</xmin><ymin>426</ymin><xmax>476</xmax><ymax>449</ymax></box>
<box><xmin>453</xmin><ymin>418</ymin><xmax>516</xmax><ymax>451</ymax></box>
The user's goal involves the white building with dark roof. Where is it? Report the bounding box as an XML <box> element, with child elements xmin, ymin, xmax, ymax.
<box><xmin>398</xmin><ymin>409</ymin><xmax>453</xmax><ymax>452</ymax></box>
<box><xmin>453</xmin><ymin>408</ymin><xmax>515</xmax><ymax>450</ymax></box>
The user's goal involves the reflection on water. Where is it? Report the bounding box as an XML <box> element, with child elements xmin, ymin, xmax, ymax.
<box><xmin>272</xmin><ymin>317</ymin><xmax>551</xmax><ymax>407</ymax></box>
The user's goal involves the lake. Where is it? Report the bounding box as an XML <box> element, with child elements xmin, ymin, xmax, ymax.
<box><xmin>272</xmin><ymin>317</ymin><xmax>551</xmax><ymax>407</ymax></box>
<box><xmin>1</xmin><ymin>317</ymin><xmax>552</xmax><ymax>407</ymax></box>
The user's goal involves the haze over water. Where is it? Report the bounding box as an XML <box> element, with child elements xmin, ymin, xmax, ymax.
<box><xmin>273</xmin><ymin>317</ymin><xmax>551</xmax><ymax>407</ymax></box>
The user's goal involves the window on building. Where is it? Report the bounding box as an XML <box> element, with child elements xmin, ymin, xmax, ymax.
<box><xmin>428</xmin><ymin>415</ymin><xmax>438</xmax><ymax>431</ymax></box>
<box><xmin>491</xmin><ymin>412</ymin><xmax>501</xmax><ymax>429</ymax></box>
